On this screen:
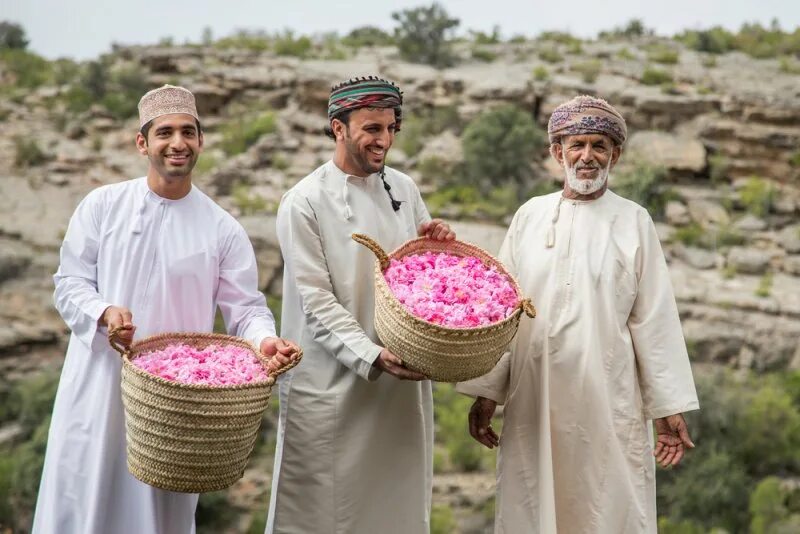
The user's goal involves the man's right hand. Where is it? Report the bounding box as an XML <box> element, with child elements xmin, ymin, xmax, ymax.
<box><xmin>100</xmin><ymin>306</ymin><xmax>136</xmax><ymax>346</ymax></box>
<box><xmin>469</xmin><ymin>396</ymin><xmax>500</xmax><ymax>449</ymax></box>
<box><xmin>373</xmin><ymin>348</ymin><xmax>427</xmax><ymax>381</ymax></box>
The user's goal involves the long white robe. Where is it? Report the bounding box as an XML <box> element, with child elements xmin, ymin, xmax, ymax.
<box><xmin>457</xmin><ymin>190</ymin><xmax>699</xmax><ymax>534</ymax></box>
<box><xmin>33</xmin><ymin>177</ymin><xmax>276</xmax><ymax>534</ymax></box>
<box><xmin>267</xmin><ymin>161</ymin><xmax>433</xmax><ymax>534</ymax></box>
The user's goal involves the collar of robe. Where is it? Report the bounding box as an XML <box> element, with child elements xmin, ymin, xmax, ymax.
<box><xmin>546</xmin><ymin>192</ymin><xmax>606</xmax><ymax>248</ymax></box>
<box><xmin>130</xmin><ymin>178</ymin><xmax>195</xmax><ymax>234</ymax></box>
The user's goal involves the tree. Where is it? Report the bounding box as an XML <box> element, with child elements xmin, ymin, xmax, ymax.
<box><xmin>461</xmin><ymin>105</ymin><xmax>546</xmax><ymax>199</ymax></box>
<box><xmin>0</xmin><ymin>21</ymin><xmax>29</xmax><ymax>50</ymax></box>
<box><xmin>391</xmin><ymin>3</ymin><xmax>459</xmax><ymax>67</ymax></box>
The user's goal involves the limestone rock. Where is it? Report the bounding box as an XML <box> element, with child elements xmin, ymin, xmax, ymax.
<box><xmin>726</xmin><ymin>247</ymin><xmax>771</xmax><ymax>275</ymax></box>
<box><xmin>626</xmin><ymin>131</ymin><xmax>706</xmax><ymax>173</ymax></box>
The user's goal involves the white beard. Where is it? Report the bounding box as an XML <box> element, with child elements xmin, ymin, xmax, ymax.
<box><xmin>565</xmin><ymin>157</ymin><xmax>611</xmax><ymax>195</ymax></box>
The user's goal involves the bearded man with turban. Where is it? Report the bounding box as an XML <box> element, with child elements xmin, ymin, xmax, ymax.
<box><xmin>457</xmin><ymin>95</ymin><xmax>699</xmax><ymax>533</ymax></box>
<box><xmin>265</xmin><ymin>77</ymin><xmax>454</xmax><ymax>533</ymax></box>
<box><xmin>32</xmin><ymin>85</ymin><xmax>298</xmax><ymax>534</ymax></box>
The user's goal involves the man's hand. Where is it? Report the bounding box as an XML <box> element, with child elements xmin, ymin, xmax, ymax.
<box><xmin>469</xmin><ymin>396</ymin><xmax>500</xmax><ymax>449</ymax></box>
<box><xmin>260</xmin><ymin>337</ymin><xmax>301</xmax><ymax>375</ymax></box>
<box><xmin>373</xmin><ymin>348</ymin><xmax>427</xmax><ymax>380</ymax></box>
<box><xmin>418</xmin><ymin>219</ymin><xmax>456</xmax><ymax>241</ymax></box>
<box><xmin>101</xmin><ymin>305</ymin><xmax>136</xmax><ymax>346</ymax></box>
<box><xmin>654</xmin><ymin>413</ymin><xmax>695</xmax><ymax>468</ymax></box>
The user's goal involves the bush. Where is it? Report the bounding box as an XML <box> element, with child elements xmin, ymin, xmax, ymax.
<box><xmin>461</xmin><ymin>104</ymin><xmax>546</xmax><ymax>198</ymax></box>
<box><xmin>755</xmin><ymin>272</ymin><xmax>773</xmax><ymax>298</ymax></box>
<box><xmin>231</xmin><ymin>183</ymin><xmax>269</xmax><ymax>215</ymax></box>
<box><xmin>273</xmin><ymin>31</ymin><xmax>312</xmax><ymax>58</ymax></box>
<box><xmin>430</xmin><ymin>504</ymin><xmax>457</xmax><ymax>534</ymax></box>
<box><xmin>214</xmin><ymin>30</ymin><xmax>270</xmax><ymax>52</ymax></box>
<box><xmin>14</xmin><ymin>137</ymin><xmax>48</xmax><ymax>167</ymax></box>
<box><xmin>641</xmin><ymin>67</ymin><xmax>673</xmax><ymax>85</ymax></box>
<box><xmin>599</xmin><ymin>19</ymin><xmax>652</xmax><ymax>39</ymax></box>
<box><xmin>647</xmin><ymin>45</ymin><xmax>680</xmax><ymax>64</ymax></box>
<box><xmin>392</xmin><ymin>3</ymin><xmax>459</xmax><ymax>67</ymax></box>
<box><xmin>532</xmin><ymin>66</ymin><xmax>549</xmax><ymax>81</ymax></box>
<box><xmin>572</xmin><ymin>60</ymin><xmax>601</xmax><ymax>83</ymax></box>
<box><xmin>433</xmin><ymin>384</ymin><xmax>495</xmax><ymax>472</ymax></box>
<box><xmin>221</xmin><ymin>112</ymin><xmax>277</xmax><ymax>155</ymax></box>
<box><xmin>0</xmin><ymin>21</ymin><xmax>29</xmax><ymax>49</ymax></box>
<box><xmin>676</xmin><ymin>22</ymin><xmax>800</xmax><ymax>58</ymax></box>
<box><xmin>471</xmin><ymin>47</ymin><xmax>497</xmax><ymax>62</ymax></box>
<box><xmin>739</xmin><ymin>177</ymin><xmax>775</xmax><ymax>217</ymax></box>
<box><xmin>790</xmin><ymin>150</ymin><xmax>800</xmax><ymax>168</ymax></box>
<box><xmin>0</xmin><ymin>48</ymin><xmax>52</xmax><ymax>88</ymax></box>
<box><xmin>538</xmin><ymin>47</ymin><xmax>563</xmax><ymax>63</ymax></box>
<box><xmin>342</xmin><ymin>26</ymin><xmax>394</xmax><ymax>48</ymax></box>
<box><xmin>708</xmin><ymin>153</ymin><xmax>729</xmax><ymax>183</ymax></box>
<box><xmin>611</xmin><ymin>161</ymin><xmax>669</xmax><ymax>216</ymax></box>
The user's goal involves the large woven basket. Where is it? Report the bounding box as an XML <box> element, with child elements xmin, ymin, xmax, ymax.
<box><xmin>108</xmin><ymin>330</ymin><xmax>301</xmax><ymax>493</ymax></box>
<box><xmin>352</xmin><ymin>233</ymin><xmax>535</xmax><ymax>382</ymax></box>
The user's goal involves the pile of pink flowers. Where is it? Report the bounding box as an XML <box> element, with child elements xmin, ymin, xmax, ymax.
<box><xmin>384</xmin><ymin>252</ymin><xmax>518</xmax><ymax>328</ymax></box>
<box><xmin>131</xmin><ymin>343</ymin><xmax>269</xmax><ymax>386</ymax></box>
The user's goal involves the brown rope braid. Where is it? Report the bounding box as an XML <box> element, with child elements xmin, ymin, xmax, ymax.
<box><xmin>352</xmin><ymin>233</ymin><xmax>535</xmax><ymax>382</ymax></box>
<box><xmin>107</xmin><ymin>328</ymin><xmax>302</xmax><ymax>492</ymax></box>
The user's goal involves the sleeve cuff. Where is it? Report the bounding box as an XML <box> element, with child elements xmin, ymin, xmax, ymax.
<box><xmin>644</xmin><ymin>400</ymin><xmax>700</xmax><ymax>420</ymax></box>
<box><xmin>455</xmin><ymin>382</ymin><xmax>507</xmax><ymax>405</ymax></box>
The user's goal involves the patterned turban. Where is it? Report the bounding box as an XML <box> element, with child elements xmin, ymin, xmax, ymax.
<box><xmin>138</xmin><ymin>84</ymin><xmax>199</xmax><ymax>128</ymax></box>
<box><xmin>327</xmin><ymin>76</ymin><xmax>403</xmax><ymax>123</ymax></box>
<box><xmin>547</xmin><ymin>95</ymin><xmax>627</xmax><ymax>146</ymax></box>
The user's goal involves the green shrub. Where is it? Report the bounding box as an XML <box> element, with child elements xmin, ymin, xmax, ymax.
<box><xmin>739</xmin><ymin>177</ymin><xmax>775</xmax><ymax>217</ymax></box>
<box><xmin>214</xmin><ymin>30</ymin><xmax>270</xmax><ymax>51</ymax></box>
<box><xmin>656</xmin><ymin>517</ymin><xmax>706</xmax><ymax>534</ymax></box>
<box><xmin>430</xmin><ymin>504</ymin><xmax>457</xmax><ymax>534</ymax></box>
<box><xmin>194</xmin><ymin>154</ymin><xmax>219</xmax><ymax>175</ymax></box>
<box><xmin>538</xmin><ymin>47</ymin><xmax>563</xmax><ymax>63</ymax></box>
<box><xmin>0</xmin><ymin>48</ymin><xmax>52</xmax><ymax>88</ymax></box>
<box><xmin>532</xmin><ymin>66</ymin><xmax>549</xmax><ymax>81</ymax></box>
<box><xmin>392</xmin><ymin>3</ymin><xmax>460</xmax><ymax>67</ymax></box>
<box><xmin>14</xmin><ymin>137</ymin><xmax>48</xmax><ymax>167</ymax></box>
<box><xmin>471</xmin><ymin>47</ymin><xmax>497</xmax><ymax>62</ymax></box>
<box><xmin>779</xmin><ymin>56</ymin><xmax>800</xmax><ymax>74</ymax></box>
<box><xmin>0</xmin><ymin>21</ymin><xmax>29</xmax><ymax>49</ymax></box>
<box><xmin>572</xmin><ymin>60</ymin><xmax>601</xmax><ymax>83</ymax></box>
<box><xmin>701</xmin><ymin>55</ymin><xmax>718</xmax><ymax>68</ymax></box>
<box><xmin>537</xmin><ymin>31</ymin><xmax>582</xmax><ymax>48</ymax></box>
<box><xmin>672</xmin><ymin>223</ymin><xmax>704</xmax><ymax>247</ymax></box>
<box><xmin>342</xmin><ymin>26</ymin><xmax>394</xmax><ymax>47</ymax></box>
<box><xmin>470</xmin><ymin>26</ymin><xmax>501</xmax><ymax>45</ymax></box>
<box><xmin>273</xmin><ymin>31</ymin><xmax>312</xmax><ymax>58</ymax></box>
<box><xmin>789</xmin><ymin>151</ymin><xmax>800</xmax><ymax>168</ymax></box>
<box><xmin>750</xmin><ymin>477</ymin><xmax>790</xmax><ymax>534</ymax></box>
<box><xmin>676</xmin><ymin>22</ymin><xmax>800</xmax><ymax>58</ymax></box>
<box><xmin>611</xmin><ymin>161</ymin><xmax>669</xmax><ymax>216</ymax></box>
<box><xmin>461</xmin><ymin>104</ymin><xmax>546</xmax><ymax>197</ymax></box>
<box><xmin>599</xmin><ymin>19</ymin><xmax>652</xmax><ymax>39</ymax></box>
<box><xmin>647</xmin><ymin>45</ymin><xmax>680</xmax><ymax>64</ymax></box>
<box><xmin>433</xmin><ymin>384</ymin><xmax>497</xmax><ymax>472</ymax></box>
<box><xmin>231</xmin><ymin>183</ymin><xmax>269</xmax><ymax>215</ymax></box>
<box><xmin>755</xmin><ymin>272</ymin><xmax>774</xmax><ymax>298</ymax></box>
<box><xmin>616</xmin><ymin>48</ymin><xmax>636</xmax><ymax>60</ymax></box>
<box><xmin>196</xmin><ymin>491</ymin><xmax>237</xmax><ymax>532</ymax></box>
<box><xmin>221</xmin><ymin>112</ymin><xmax>277</xmax><ymax>155</ymax></box>
<box><xmin>641</xmin><ymin>67</ymin><xmax>673</xmax><ymax>85</ymax></box>
<box><xmin>396</xmin><ymin>116</ymin><xmax>426</xmax><ymax>157</ymax></box>
<box><xmin>708</xmin><ymin>153</ymin><xmax>730</xmax><ymax>183</ymax></box>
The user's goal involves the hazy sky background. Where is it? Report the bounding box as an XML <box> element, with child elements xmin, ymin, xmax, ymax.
<box><xmin>4</xmin><ymin>0</ymin><xmax>800</xmax><ymax>60</ymax></box>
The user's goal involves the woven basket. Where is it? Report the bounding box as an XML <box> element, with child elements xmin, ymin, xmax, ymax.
<box><xmin>108</xmin><ymin>330</ymin><xmax>301</xmax><ymax>493</ymax></box>
<box><xmin>352</xmin><ymin>233</ymin><xmax>535</xmax><ymax>382</ymax></box>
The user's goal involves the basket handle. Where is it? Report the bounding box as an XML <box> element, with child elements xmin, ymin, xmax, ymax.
<box><xmin>108</xmin><ymin>325</ymin><xmax>134</xmax><ymax>358</ymax></box>
<box><xmin>268</xmin><ymin>349</ymin><xmax>304</xmax><ymax>379</ymax></box>
<box><xmin>518</xmin><ymin>298</ymin><xmax>537</xmax><ymax>319</ymax></box>
<box><xmin>352</xmin><ymin>233</ymin><xmax>390</xmax><ymax>271</ymax></box>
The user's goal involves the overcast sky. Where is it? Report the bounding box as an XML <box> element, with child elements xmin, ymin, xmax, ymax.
<box><xmin>5</xmin><ymin>0</ymin><xmax>800</xmax><ymax>60</ymax></box>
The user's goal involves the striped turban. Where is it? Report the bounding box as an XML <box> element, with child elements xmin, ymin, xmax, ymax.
<box><xmin>327</xmin><ymin>76</ymin><xmax>403</xmax><ymax>123</ymax></box>
<box><xmin>547</xmin><ymin>95</ymin><xmax>627</xmax><ymax>146</ymax></box>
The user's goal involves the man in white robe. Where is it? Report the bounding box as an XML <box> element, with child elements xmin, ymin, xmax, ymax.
<box><xmin>33</xmin><ymin>85</ymin><xmax>299</xmax><ymax>534</ymax></box>
<box><xmin>266</xmin><ymin>77</ymin><xmax>455</xmax><ymax>534</ymax></box>
<box><xmin>457</xmin><ymin>95</ymin><xmax>699</xmax><ymax>533</ymax></box>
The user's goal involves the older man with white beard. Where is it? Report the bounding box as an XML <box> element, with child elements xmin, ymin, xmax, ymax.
<box><xmin>457</xmin><ymin>95</ymin><xmax>699</xmax><ymax>534</ymax></box>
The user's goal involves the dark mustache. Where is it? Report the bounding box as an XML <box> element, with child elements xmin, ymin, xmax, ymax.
<box><xmin>576</xmin><ymin>163</ymin><xmax>600</xmax><ymax>170</ymax></box>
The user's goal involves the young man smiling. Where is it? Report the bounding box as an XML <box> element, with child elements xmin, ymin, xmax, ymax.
<box><xmin>266</xmin><ymin>77</ymin><xmax>454</xmax><ymax>533</ymax></box>
<box><xmin>33</xmin><ymin>85</ymin><xmax>299</xmax><ymax>534</ymax></box>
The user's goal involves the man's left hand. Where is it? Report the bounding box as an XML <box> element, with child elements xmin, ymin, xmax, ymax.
<box><xmin>260</xmin><ymin>337</ymin><xmax>301</xmax><ymax>375</ymax></box>
<box><xmin>418</xmin><ymin>219</ymin><xmax>456</xmax><ymax>241</ymax></box>
<box><xmin>654</xmin><ymin>413</ymin><xmax>695</xmax><ymax>468</ymax></box>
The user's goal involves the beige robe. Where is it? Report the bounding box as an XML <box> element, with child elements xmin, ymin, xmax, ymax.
<box><xmin>457</xmin><ymin>190</ymin><xmax>699</xmax><ymax>534</ymax></box>
<box><xmin>267</xmin><ymin>161</ymin><xmax>433</xmax><ymax>534</ymax></box>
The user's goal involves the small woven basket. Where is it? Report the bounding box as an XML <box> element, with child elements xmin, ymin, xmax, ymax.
<box><xmin>352</xmin><ymin>233</ymin><xmax>535</xmax><ymax>382</ymax></box>
<box><xmin>108</xmin><ymin>330</ymin><xmax>301</xmax><ymax>493</ymax></box>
